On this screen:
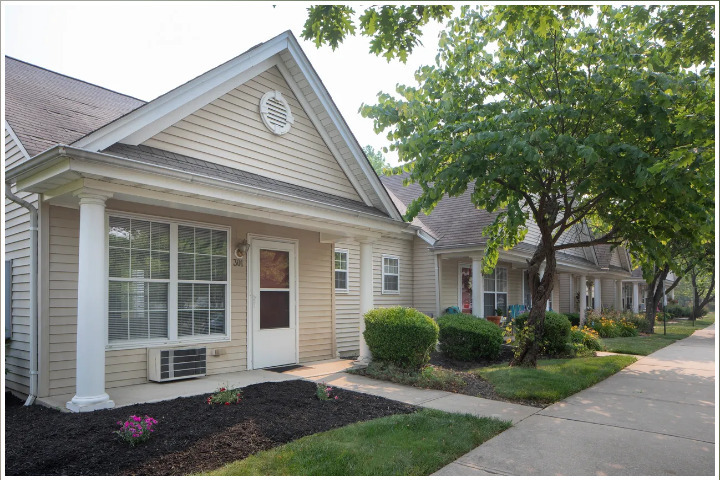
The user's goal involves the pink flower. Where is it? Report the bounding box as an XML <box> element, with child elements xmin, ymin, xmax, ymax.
<box><xmin>334</xmin><ymin>396</ymin><xmax>338</xmax><ymax>400</ymax></box>
<box><xmin>220</xmin><ymin>388</ymin><xmax>226</xmax><ymax>392</ymax></box>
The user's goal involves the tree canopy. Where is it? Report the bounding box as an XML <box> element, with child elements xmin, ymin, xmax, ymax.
<box><xmin>304</xmin><ymin>4</ymin><xmax>715</xmax><ymax>366</ymax></box>
<box><xmin>363</xmin><ymin>145</ymin><xmax>390</xmax><ymax>175</ymax></box>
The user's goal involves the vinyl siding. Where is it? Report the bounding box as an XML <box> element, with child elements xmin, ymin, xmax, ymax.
<box><xmin>558</xmin><ymin>273</ymin><xmax>573</xmax><ymax>313</ymax></box>
<box><xmin>279</xmin><ymin>50</ymin><xmax>389</xmax><ymax>216</ymax></box>
<box><xmin>373</xmin><ymin>237</ymin><xmax>414</xmax><ymax>308</ymax></box>
<box><xmin>45</xmin><ymin>201</ymin><xmax>333</xmax><ymax>396</ymax></box>
<box><xmin>333</xmin><ymin>241</ymin><xmax>360</xmax><ymax>355</ymax></box>
<box><xmin>4</xmin><ymin>128</ymin><xmax>34</xmax><ymax>395</ymax></box>
<box><xmin>601</xmin><ymin>279</ymin><xmax>618</xmax><ymax>309</ymax></box>
<box><xmin>412</xmin><ymin>237</ymin><xmax>437</xmax><ymax>317</ymax></box>
<box><xmin>142</xmin><ymin>67</ymin><xmax>362</xmax><ymax>202</ymax></box>
<box><xmin>333</xmin><ymin>236</ymin><xmax>415</xmax><ymax>355</ymax></box>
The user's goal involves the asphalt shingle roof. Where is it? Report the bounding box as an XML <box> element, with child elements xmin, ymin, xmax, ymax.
<box><xmin>381</xmin><ymin>174</ymin><xmax>497</xmax><ymax>248</ymax></box>
<box><xmin>5</xmin><ymin>56</ymin><xmax>145</xmax><ymax>156</ymax></box>
<box><xmin>381</xmin><ymin>173</ymin><xmax>599</xmax><ymax>267</ymax></box>
<box><xmin>103</xmin><ymin>144</ymin><xmax>386</xmax><ymax>217</ymax></box>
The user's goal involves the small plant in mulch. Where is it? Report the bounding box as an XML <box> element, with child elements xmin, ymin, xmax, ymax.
<box><xmin>115</xmin><ymin>415</ymin><xmax>158</xmax><ymax>446</ymax></box>
<box><xmin>316</xmin><ymin>383</ymin><xmax>338</xmax><ymax>401</ymax></box>
<box><xmin>206</xmin><ymin>384</ymin><xmax>243</xmax><ymax>405</ymax></box>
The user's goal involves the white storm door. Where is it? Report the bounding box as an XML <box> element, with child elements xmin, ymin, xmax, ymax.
<box><xmin>250</xmin><ymin>239</ymin><xmax>297</xmax><ymax>369</ymax></box>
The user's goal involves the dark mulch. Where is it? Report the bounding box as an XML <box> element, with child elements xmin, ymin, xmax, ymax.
<box><xmin>4</xmin><ymin>380</ymin><xmax>416</xmax><ymax>476</ymax></box>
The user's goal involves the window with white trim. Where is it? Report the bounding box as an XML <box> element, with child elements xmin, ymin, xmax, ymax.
<box><xmin>483</xmin><ymin>267</ymin><xmax>507</xmax><ymax>317</ymax></box>
<box><xmin>382</xmin><ymin>256</ymin><xmax>400</xmax><ymax>294</ymax></box>
<box><xmin>108</xmin><ymin>215</ymin><xmax>229</xmax><ymax>345</ymax></box>
<box><xmin>334</xmin><ymin>249</ymin><xmax>349</xmax><ymax>292</ymax></box>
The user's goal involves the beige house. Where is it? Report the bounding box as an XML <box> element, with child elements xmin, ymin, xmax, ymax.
<box><xmin>4</xmin><ymin>31</ymin><xmax>654</xmax><ymax>411</ymax></box>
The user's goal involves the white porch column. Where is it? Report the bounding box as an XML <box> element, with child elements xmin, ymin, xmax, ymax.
<box><xmin>579</xmin><ymin>275</ymin><xmax>587</xmax><ymax>324</ymax></box>
<box><xmin>569</xmin><ymin>275</ymin><xmax>575</xmax><ymax>312</ymax></box>
<box><xmin>670</xmin><ymin>289</ymin><xmax>675</xmax><ymax>301</ymax></box>
<box><xmin>66</xmin><ymin>190</ymin><xmax>114</xmax><ymax>412</ymax></box>
<box><xmin>471</xmin><ymin>256</ymin><xmax>484</xmax><ymax>318</ymax></box>
<box><xmin>632</xmin><ymin>282</ymin><xmax>639</xmax><ymax>314</ymax></box>
<box><xmin>594</xmin><ymin>278</ymin><xmax>602</xmax><ymax>314</ymax></box>
<box><xmin>357</xmin><ymin>240</ymin><xmax>374</xmax><ymax>364</ymax></box>
<box><xmin>615</xmin><ymin>280</ymin><xmax>623</xmax><ymax>311</ymax></box>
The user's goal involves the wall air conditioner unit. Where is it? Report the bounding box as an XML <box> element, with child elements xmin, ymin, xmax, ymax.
<box><xmin>147</xmin><ymin>347</ymin><xmax>207</xmax><ymax>382</ymax></box>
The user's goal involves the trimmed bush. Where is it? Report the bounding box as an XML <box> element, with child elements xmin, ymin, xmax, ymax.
<box><xmin>564</xmin><ymin>312</ymin><xmax>580</xmax><ymax>327</ymax></box>
<box><xmin>437</xmin><ymin>313</ymin><xmax>503</xmax><ymax>361</ymax></box>
<box><xmin>542</xmin><ymin>312</ymin><xmax>572</xmax><ymax>355</ymax></box>
<box><xmin>510</xmin><ymin>311</ymin><xmax>571</xmax><ymax>356</ymax></box>
<box><xmin>363</xmin><ymin>307</ymin><xmax>439</xmax><ymax>369</ymax></box>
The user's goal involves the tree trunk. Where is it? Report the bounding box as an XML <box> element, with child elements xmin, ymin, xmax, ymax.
<box><xmin>644</xmin><ymin>266</ymin><xmax>669</xmax><ymax>333</ymax></box>
<box><xmin>692</xmin><ymin>270</ymin><xmax>715</xmax><ymax>318</ymax></box>
<box><xmin>510</xmin><ymin>245</ymin><xmax>556</xmax><ymax>368</ymax></box>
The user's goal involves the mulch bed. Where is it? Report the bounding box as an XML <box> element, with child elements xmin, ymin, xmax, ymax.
<box><xmin>4</xmin><ymin>380</ymin><xmax>416</xmax><ymax>476</ymax></box>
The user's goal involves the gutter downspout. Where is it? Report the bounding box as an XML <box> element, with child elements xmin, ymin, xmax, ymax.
<box><xmin>5</xmin><ymin>183</ymin><xmax>38</xmax><ymax>406</ymax></box>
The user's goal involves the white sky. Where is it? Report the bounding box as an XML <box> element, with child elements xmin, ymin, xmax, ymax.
<box><xmin>1</xmin><ymin>1</ymin><xmax>446</xmax><ymax>166</ymax></box>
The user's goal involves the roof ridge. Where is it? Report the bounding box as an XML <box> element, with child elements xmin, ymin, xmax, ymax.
<box><xmin>5</xmin><ymin>55</ymin><xmax>147</xmax><ymax>103</ymax></box>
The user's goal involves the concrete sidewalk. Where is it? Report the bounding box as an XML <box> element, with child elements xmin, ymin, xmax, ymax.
<box><xmin>434</xmin><ymin>323</ymin><xmax>717</xmax><ymax>476</ymax></box>
<box><xmin>307</xmin><ymin>370</ymin><xmax>540</xmax><ymax>424</ymax></box>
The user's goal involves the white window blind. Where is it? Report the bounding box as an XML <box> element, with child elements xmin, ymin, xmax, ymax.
<box><xmin>108</xmin><ymin>217</ymin><xmax>170</xmax><ymax>342</ymax></box>
<box><xmin>108</xmin><ymin>215</ymin><xmax>228</xmax><ymax>345</ymax></box>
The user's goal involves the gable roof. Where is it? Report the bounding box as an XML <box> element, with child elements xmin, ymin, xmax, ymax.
<box><xmin>4</xmin><ymin>56</ymin><xmax>145</xmax><ymax>156</ymax></box>
<box><xmin>4</xmin><ymin>32</ymin><xmax>402</xmax><ymax>221</ymax></box>
<box><xmin>381</xmin><ymin>174</ymin><xmax>497</xmax><ymax>248</ymax></box>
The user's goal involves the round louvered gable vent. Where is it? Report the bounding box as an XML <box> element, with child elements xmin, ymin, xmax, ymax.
<box><xmin>259</xmin><ymin>91</ymin><xmax>294</xmax><ymax>135</ymax></box>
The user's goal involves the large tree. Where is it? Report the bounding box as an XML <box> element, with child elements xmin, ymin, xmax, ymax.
<box><xmin>634</xmin><ymin>239</ymin><xmax>714</xmax><ymax>331</ymax></box>
<box><xmin>305</xmin><ymin>5</ymin><xmax>715</xmax><ymax>367</ymax></box>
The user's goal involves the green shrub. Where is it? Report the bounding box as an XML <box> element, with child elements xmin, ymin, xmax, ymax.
<box><xmin>542</xmin><ymin>312</ymin><xmax>572</xmax><ymax>355</ymax></box>
<box><xmin>627</xmin><ymin>313</ymin><xmax>651</xmax><ymax>334</ymax></box>
<box><xmin>570</xmin><ymin>326</ymin><xmax>602</xmax><ymax>352</ymax></box>
<box><xmin>666</xmin><ymin>305</ymin><xmax>692</xmax><ymax>318</ymax></box>
<box><xmin>363</xmin><ymin>307</ymin><xmax>439</xmax><ymax>369</ymax></box>
<box><xmin>437</xmin><ymin>313</ymin><xmax>503</xmax><ymax>361</ymax></box>
<box><xmin>564</xmin><ymin>312</ymin><xmax>580</xmax><ymax>327</ymax></box>
<box><xmin>586</xmin><ymin>311</ymin><xmax>639</xmax><ymax>337</ymax></box>
<box><xmin>513</xmin><ymin>313</ymin><xmax>529</xmax><ymax>331</ymax></box>
<box><xmin>511</xmin><ymin>311</ymin><xmax>571</xmax><ymax>356</ymax></box>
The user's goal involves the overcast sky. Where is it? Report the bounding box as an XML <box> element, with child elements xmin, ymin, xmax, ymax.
<box><xmin>2</xmin><ymin>1</ymin><xmax>447</xmax><ymax>165</ymax></box>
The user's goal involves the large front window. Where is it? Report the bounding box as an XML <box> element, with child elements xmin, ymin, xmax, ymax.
<box><xmin>108</xmin><ymin>214</ymin><xmax>229</xmax><ymax>345</ymax></box>
<box><xmin>484</xmin><ymin>267</ymin><xmax>508</xmax><ymax>317</ymax></box>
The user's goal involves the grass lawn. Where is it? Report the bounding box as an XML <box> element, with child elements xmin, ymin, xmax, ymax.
<box><xmin>473</xmin><ymin>355</ymin><xmax>637</xmax><ymax>404</ymax></box>
<box><xmin>203</xmin><ymin>409</ymin><xmax>510</xmax><ymax>476</ymax></box>
<box><xmin>601</xmin><ymin>314</ymin><xmax>714</xmax><ymax>356</ymax></box>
